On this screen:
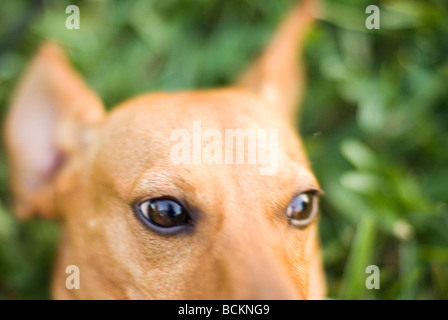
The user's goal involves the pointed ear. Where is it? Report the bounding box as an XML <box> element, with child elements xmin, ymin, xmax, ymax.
<box><xmin>238</xmin><ymin>0</ymin><xmax>316</xmax><ymax>121</ymax></box>
<box><xmin>5</xmin><ymin>43</ymin><xmax>105</xmax><ymax>219</ymax></box>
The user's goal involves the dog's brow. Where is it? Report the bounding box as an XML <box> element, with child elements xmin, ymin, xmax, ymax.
<box><xmin>289</xmin><ymin>164</ymin><xmax>321</xmax><ymax>193</ymax></box>
<box><xmin>129</xmin><ymin>166</ymin><xmax>191</xmax><ymax>202</ymax></box>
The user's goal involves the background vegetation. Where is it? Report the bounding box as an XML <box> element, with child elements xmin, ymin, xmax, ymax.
<box><xmin>0</xmin><ymin>0</ymin><xmax>447</xmax><ymax>299</ymax></box>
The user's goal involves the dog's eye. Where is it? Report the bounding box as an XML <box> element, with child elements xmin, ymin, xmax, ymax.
<box><xmin>138</xmin><ymin>198</ymin><xmax>190</xmax><ymax>229</ymax></box>
<box><xmin>286</xmin><ymin>192</ymin><xmax>319</xmax><ymax>228</ymax></box>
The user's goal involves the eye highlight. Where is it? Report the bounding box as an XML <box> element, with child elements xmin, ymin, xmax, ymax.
<box><xmin>137</xmin><ymin>197</ymin><xmax>191</xmax><ymax>230</ymax></box>
<box><xmin>286</xmin><ymin>192</ymin><xmax>319</xmax><ymax>228</ymax></box>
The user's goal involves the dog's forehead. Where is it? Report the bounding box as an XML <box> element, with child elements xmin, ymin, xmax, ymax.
<box><xmin>107</xmin><ymin>89</ymin><xmax>288</xmax><ymax>130</ymax></box>
<box><xmin>92</xmin><ymin>90</ymin><xmax>314</xmax><ymax>201</ymax></box>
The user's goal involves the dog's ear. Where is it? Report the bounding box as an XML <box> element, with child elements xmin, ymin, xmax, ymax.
<box><xmin>238</xmin><ymin>0</ymin><xmax>316</xmax><ymax>121</ymax></box>
<box><xmin>5</xmin><ymin>43</ymin><xmax>105</xmax><ymax>219</ymax></box>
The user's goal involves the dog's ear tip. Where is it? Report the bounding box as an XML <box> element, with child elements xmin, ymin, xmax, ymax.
<box><xmin>237</xmin><ymin>0</ymin><xmax>316</xmax><ymax>120</ymax></box>
<box><xmin>37</xmin><ymin>41</ymin><xmax>66</xmax><ymax>57</ymax></box>
<box><xmin>29</xmin><ymin>42</ymin><xmax>70</xmax><ymax>72</ymax></box>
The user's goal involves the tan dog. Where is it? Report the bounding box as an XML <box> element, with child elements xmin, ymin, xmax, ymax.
<box><xmin>5</xmin><ymin>0</ymin><xmax>325</xmax><ymax>299</ymax></box>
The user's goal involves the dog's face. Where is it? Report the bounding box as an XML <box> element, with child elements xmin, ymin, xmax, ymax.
<box><xmin>49</xmin><ymin>90</ymin><xmax>321</xmax><ymax>299</ymax></box>
<box><xmin>5</xmin><ymin>1</ymin><xmax>324</xmax><ymax>299</ymax></box>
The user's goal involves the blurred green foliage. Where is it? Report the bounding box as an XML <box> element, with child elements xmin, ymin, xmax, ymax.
<box><xmin>0</xmin><ymin>0</ymin><xmax>447</xmax><ymax>299</ymax></box>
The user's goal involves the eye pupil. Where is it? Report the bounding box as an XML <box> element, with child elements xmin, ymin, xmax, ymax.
<box><xmin>289</xmin><ymin>194</ymin><xmax>309</xmax><ymax>218</ymax></box>
<box><xmin>151</xmin><ymin>201</ymin><xmax>182</xmax><ymax>219</ymax></box>
<box><xmin>140</xmin><ymin>198</ymin><xmax>189</xmax><ymax>228</ymax></box>
<box><xmin>286</xmin><ymin>192</ymin><xmax>317</xmax><ymax>227</ymax></box>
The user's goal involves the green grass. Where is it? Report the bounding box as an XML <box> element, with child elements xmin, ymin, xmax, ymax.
<box><xmin>0</xmin><ymin>0</ymin><xmax>447</xmax><ymax>299</ymax></box>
